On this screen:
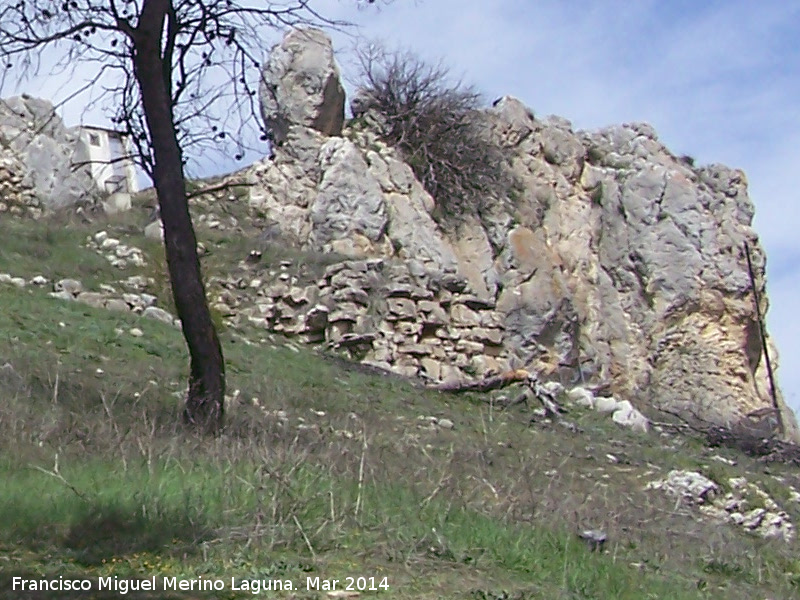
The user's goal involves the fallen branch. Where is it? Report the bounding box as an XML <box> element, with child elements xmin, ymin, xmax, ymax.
<box><xmin>32</xmin><ymin>453</ymin><xmax>88</xmax><ymax>501</ymax></box>
<box><xmin>431</xmin><ymin>369</ymin><xmax>565</xmax><ymax>417</ymax></box>
<box><xmin>431</xmin><ymin>369</ymin><xmax>531</xmax><ymax>393</ymax></box>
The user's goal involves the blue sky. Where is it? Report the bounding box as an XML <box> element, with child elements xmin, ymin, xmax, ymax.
<box><xmin>6</xmin><ymin>1</ymin><xmax>800</xmax><ymax>413</ymax></box>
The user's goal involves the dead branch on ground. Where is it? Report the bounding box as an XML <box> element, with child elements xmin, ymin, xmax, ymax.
<box><xmin>431</xmin><ymin>369</ymin><xmax>566</xmax><ymax>418</ymax></box>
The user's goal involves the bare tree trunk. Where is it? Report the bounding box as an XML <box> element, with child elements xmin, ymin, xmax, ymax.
<box><xmin>132</xmin><ymin>0</ymin><xmax>225</xmax><ymax>432</ymax></box>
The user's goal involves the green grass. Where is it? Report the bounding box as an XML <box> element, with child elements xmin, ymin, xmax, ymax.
<box><xmin>1</xmin><ymin>210</ymin><xmax>800</xmax><ymax>598</ymax></box>
<box><xmin>0</xmin><ymin>217</ymin><xmax>111</xmax><ymax>288</ymax></box>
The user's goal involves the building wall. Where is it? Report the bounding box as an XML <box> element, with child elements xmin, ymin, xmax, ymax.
<box><xmin>77</xmin><ymin>127</ymin><xmax>139</xmax><ymax>194</ymax></box>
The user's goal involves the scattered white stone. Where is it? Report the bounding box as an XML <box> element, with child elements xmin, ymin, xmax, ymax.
<box><xmin>143</xmin><ymin>306</ymin><xmax>175</xmax><ymax>325</ymax></box>
<box><xmin>647</xmin><ymin>470</ymin><xmax>795</xmax><ymax>542</ymax></box>
<box><xmin>114</xmin><ymin>244</ymin><xmax>135</xmax><ymax>258</ymax></box>
<box><xmin>123</xmin><ymin>275</ymin><xmax>150</xmax><ymax>291</ymax></box>
<box><xmin>29</xmin><ymin>275</ymin><xmax>48</xmax><ymax>286</ymax></box>
<box><xmin>611</xmin><ymin>400</ymin><xmax>649</xmax><ymax>433</ymax></box>
<box><xmin>728</xmin><ymin>511</ymin><xmax>746</xmax><ymax>525</ymax></box>
<box><xmin>49</xmin><ymin>290</ymin><xmax>75</xmax><ymax>302</ymax></box>
<box><xmin>140</xmin><ymin>293</ymin><xmax>157</xmax><ymax>307</ymax></box>
<box><xmin>225</xmin><ymin>389</ymin><xmax>241</xmax><ymax>408</ymax></box>
<box><xmin>567</xmin><ymin>386</ymin><xmax>595</xmax><ymax>408</ymax></box>
<box><xmin>728</xmin><ymin>477</ymin><xmax>748</xmax><ymax>491</ymax></box>
<box><xmin>105</xmin><ymin>298</ymin><xmax>129</xmax><ymax>312</ymax></box>
<box><xmin>594</xmin><ymin>396</ymin><xmax>619</xmax><ymax>413</ymax></box>
<box><xmin>77</xmin><ymin>292</ymin><xmax>106</xmax><ymax>309</ymax></box>
<box><xmin>144</xmin><ymin>220</ymin><xmax>164</xmax><ymax>240</ymax></box>
<box><xmin>646</xmin><ymin>470</ymin><xmax>719</xmax><ymax>504</ymax></box>
<box><xmin>541</xmin><ymin>381</ymin><xmax>564</xmax><ymax>397</ymax></box>
<box><xmin>54</xmin><ymin>278</ymin><xmax>83</xmax><ymax>296</ymax></box>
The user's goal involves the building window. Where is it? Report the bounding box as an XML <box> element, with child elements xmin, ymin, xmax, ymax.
<box><xmin>89</xmin><ymin>133</ymin><xmax>101</xmax><ymax>147</ymax></box>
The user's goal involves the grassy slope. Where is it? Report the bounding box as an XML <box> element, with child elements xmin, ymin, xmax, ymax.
<box><xmin>0</xmin><ymin>208</ymin><xmax>799</xmax><ymax>599</ymax></box>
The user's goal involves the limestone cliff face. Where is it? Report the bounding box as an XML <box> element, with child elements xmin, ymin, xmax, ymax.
<box><xmin>0</xmin><ymin>95</ymin><xmax>97</xmax><ymax>214</ymax></box>
<box><xmin>243</xmin><ymin>29</ymin><xmax>797</xmax><ymax>440</ymax></box>
<box><xmin>487</xmin><ymin>98</ymin><xmax>796</xmax><ymax>440</ymax></box>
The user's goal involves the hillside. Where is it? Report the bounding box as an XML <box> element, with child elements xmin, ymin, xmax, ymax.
<box><xmin>1</xmin><ymin>194</ymin><xmax>800</xmax><ymax>599</ymax></box>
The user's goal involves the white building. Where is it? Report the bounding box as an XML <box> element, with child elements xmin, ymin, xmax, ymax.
<box><xmin>75</xmin><ymin>125</ymin><xmax>139</xmax><ymax>195</ymax></box>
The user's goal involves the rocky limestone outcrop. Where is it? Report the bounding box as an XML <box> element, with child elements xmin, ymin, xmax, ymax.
<box><xmin>0</xmin><ymin>95</ymin><xmax>98</xmax><ymax>212</ymax></box>
<box><xmin>247</xmin><ymin>29</ymin><xmax>799</xmax><ymax>440</ymax></box>
<box><xmin>646</xmin><ymin>470</ymin><xmax>796</xmax><ymax>541</ymax></box>
<box><xmin>259</xmin><ymin>28</ymin><xmax>345</xmax><ymax>145</ymax></box>
<box><xmin>0</xmin><ymin>151</ymin><xmax>40</xmax><ymax>218</ymax></box>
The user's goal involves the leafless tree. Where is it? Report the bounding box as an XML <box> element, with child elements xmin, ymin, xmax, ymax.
<box><xmin>0</xmin><ymin>1</ymin><xmax>378</xmax><ymax>433</ymax></box>
<box><xmin>355</xmin><ymin>45</ymin><xmax>511</xmax><ymax>225</ymax></box>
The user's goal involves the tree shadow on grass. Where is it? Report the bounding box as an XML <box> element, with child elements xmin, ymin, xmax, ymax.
<box><xmin>0</xmin><ymin>503</ymin><xmax>213</xmax><ymax>599</ymax></box>
<box><xmin>62</xmin><ymin>504</ymin><xmax>210</xmax><ymax>566</ymax></box>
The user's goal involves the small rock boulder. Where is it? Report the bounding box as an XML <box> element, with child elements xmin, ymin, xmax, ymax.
<box><xmin>611</xmin><ymin>400</ymin><xmax>649</xmax><ymax>433</ymax></box>
<box><xmin>594</xmin><ymin>395</ymin><xmax>619</xmax><ymax>414</ymax></box>
<box><xmin>54</xmin><ymin>278</ymin><xmax>83</xmax><ymax>296</ymax></box>
<box><xmin>143</xmin><ymin>306</ymin><xmax>175</xmax><ymax>325</ymax></box>
<box><xmin>144</xmin><ymin>219</ymin><xmax>164</xmax><ymax>241</ymax></box>
<box><xmin>567</xmin><ymin>386</ymin><xmax>595</xmax><ymax>408</ymax></box>
<box><xmin>647</xmin><ymin>470</ymin><xmax>720</xmax><ymax>505</ymax></box>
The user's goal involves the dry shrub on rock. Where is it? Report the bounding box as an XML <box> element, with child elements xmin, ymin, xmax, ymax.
<box><xmin>354</xmin><ymin>45</ymin><xmax>512</xmax><ymax>225</ymax></box>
